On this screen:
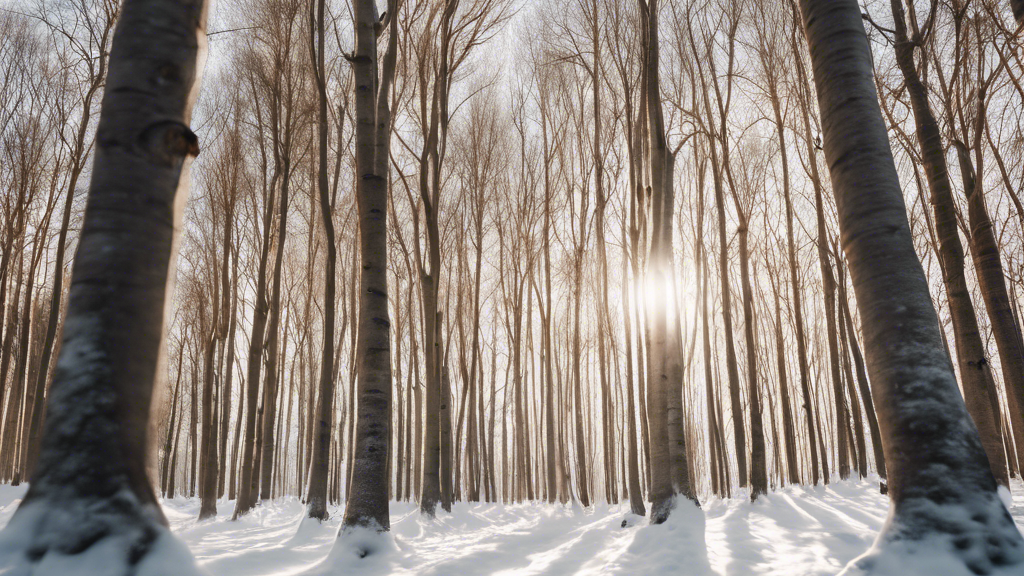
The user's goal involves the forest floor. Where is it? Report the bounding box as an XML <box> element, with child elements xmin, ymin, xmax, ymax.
<box><xmin>3</xmin><ymin>477</ymin><xmax>1024</xmax><ymax>575</ymax></box>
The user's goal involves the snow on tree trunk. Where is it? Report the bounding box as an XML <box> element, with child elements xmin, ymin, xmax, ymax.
<box><xmin>0</xmin><ymin>0</ymin><xmax>207</xmax><ymax>569</ymax></box>
<box><xmin>795</xmin><ymin>2</ymin><xmax>1024</xmax><ymax>574</ymax></box>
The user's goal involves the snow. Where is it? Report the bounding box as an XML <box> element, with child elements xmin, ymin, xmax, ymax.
<box><xmin>2</xmin><ymin>477</ymin><xmax>1024</xmax><ymax>575</ymax></box>
<box><xmin>0</xmin><ymin>484</ymin><xmax>203</xmax><ymax>576</ymax></box>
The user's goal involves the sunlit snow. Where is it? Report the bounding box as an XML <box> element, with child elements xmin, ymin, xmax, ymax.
<box><xmin>3</xmin><ymin>478</ymin><xmax>1024</xmax><ymax>575</ymax></box>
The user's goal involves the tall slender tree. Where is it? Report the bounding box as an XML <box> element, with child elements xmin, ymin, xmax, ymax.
<box><xmin>341</xmin><ymin>0</ymin><xmax>400</xmax><ymax>532</ymax></box>
<box><xmin>887</xmin><ymin>0</ymin><xmax>1008</xmax><ymax>487</ymax></box>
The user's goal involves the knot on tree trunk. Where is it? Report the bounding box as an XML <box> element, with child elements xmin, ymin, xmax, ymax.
<box><xmin>140</xmin><ymin>121</ymin><xmax>200</xmax><ymax>165</ymax></box>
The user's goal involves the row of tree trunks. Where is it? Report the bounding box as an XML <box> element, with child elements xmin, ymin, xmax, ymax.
<box><xmin>4</xmin><ymin>0</ymin><xmax>1024</xmax><ymax>546</ymax></box>
<box><xmin>888</xmin><ymin>0</ymin><xmax>1008</xmax><ymax>488</ymax></box>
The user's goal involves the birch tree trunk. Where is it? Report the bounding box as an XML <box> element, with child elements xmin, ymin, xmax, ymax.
<box><xmin>0</xmin><ymin>0</ymin><xmax>207</xmax><ymax>567</ymax></box>
<box><xmin>640</xmin><ymin>0</ymin><xmax>697</xmax><ymax>524</ymax></box>
<box><xmin>341</xmin><ymin>0</ymin><xmax>398</xmax><ymax>532</ymax></box>
<box><xmin>796</xmin><ymin>3</ymin><xmax>1024</xmax><ymax>573</ymax></box>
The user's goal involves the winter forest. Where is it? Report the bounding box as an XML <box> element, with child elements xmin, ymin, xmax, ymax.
<box><xmin>1</xmin><ymin>0</ymin><xmax>1024</xmax><ymax>573</ymax></box>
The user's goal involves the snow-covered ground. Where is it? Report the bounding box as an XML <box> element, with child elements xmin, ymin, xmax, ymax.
<box><xmin>3</xmin><ymin>478</ymin><xmax>1024</xmax><ymax>575</ymax></box>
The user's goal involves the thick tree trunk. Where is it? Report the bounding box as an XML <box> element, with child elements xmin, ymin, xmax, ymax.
<box><xmin>0</xmin><ymin>0</ymin><xmax>206</xmax><ymax>566</ymax></box>
<box><xmin>23</xmin><ymin>45</ymin><xmax>111</xmax><ymax>480</ymax></box>
<box><xmin>662</xmin><ymin>155</ymin><xmax>690</xmax><ymax>498</ymax></box>
<box><xmin>796</xmin><ymin>3</ymin><xmax>1024</xmax><ymax>572</ymax></box>
<box><xmin>641</xmin><ymin>0</ymin><xmax>696</xmax><ymax>523</ymax></box>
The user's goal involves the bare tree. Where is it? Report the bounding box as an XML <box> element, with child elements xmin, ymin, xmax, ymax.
<box><xmin>340</xmin><ymin>0</ymin><xmax>401</xmax><ymax>531</ymax></box>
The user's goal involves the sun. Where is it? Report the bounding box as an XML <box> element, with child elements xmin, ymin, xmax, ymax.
<box><xmin>643</xmin><ymin>272</ymin><xmax>676</xmax><ymax>322</ymax></box>
<box><xmin>642</xmin><ymin>267</ymin><xmax>700</xmax><ymax>327</ymax></box>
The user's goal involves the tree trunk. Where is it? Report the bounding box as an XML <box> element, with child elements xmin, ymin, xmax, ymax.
<box><xmin>703</xmin><ymin>89</ymin><xmax>746</xmax><ymax>490</ymax></box>
<box><xmin>816</xmin><ymin>183</ymin><xmax>849</xmax><ymax>481</ymax></box>
<box><xmin>835</xmin><ymin>256</ymin><xmax>868</xmax><ymax>478</ymax></box>
<box><xmin>440</xmin><ymin>362</ymin><xmax>453</xmax><ymax>510</ymax></box>
<box><xmin>234</xmin><ymin>194</ymin><xmax>273</xmax><ymax>518</ymax></box>
<box><xmin>796</xmin><ymin>3</ymin><xmax>1024</xmax><ymax>571</ymax></box>
<box><xmin>838</xmin><ymin>268</ymin><xmax>886</xmax><ymax>481</ymax></box>
<box><xmin>304</xmin><ymin>0</ymin><xmax>336</xmax><ymax>523</ymax></box>
<box><xmin>956</xmin><ymin>93</ymin><xmax>1024</xmax><ymax>491</ymax></box>
<box><xmin>640</xmin><ymin>0</ymin><xmax>696</xmax><ymax>524</ymax></box>
<box><xmin>199</xmin><ymin>325</ymin><xmax>219</xmax><ymax>520</ymax></box>
<box><xmin>622</xmin><ymin>215</ymin><xmax>646</xmax><ymax>517</ymax></box>
<box><xmin>785</xmin><ymin>23</ymin><xmax>824</xmax><ymax>487</ymax></box>
<box><xmin>162</xmin><ymin>342</ymin><xmax>185</xmax><ymax>495</ymax></box>
<box><xmin>259</xmin><ymin>152</ymin><xmax>290</xmax><ymax>501</ymax></box>
<box><xmin>219</xmin><ymin>245</ymin><xmax>239</xmax><ymax>497</ymax></box>
<box><xmin>189</xmin><ymin>355</ymin><xmax>198</xmax><ymax>496</ymax></box>
<box><xmin>0</xmin><ymin>0</ymin><xmax>206</xmax><ymax>565</ymax></box>
<box><xmin>737</xmin><ymin>222</ymin><xmax>767</xmax><ymax>499</ymax></box>
<box><xmin>770</xmin><ymin>276</ymin><xmax>800</xmax><ymax>486</ymax></box>
<box><xmin>770</xmin><ymin>83</ymin><xmax>806</xmax><ymax>486</ymax></box>
<box><xmin>340</xmin><ymin>0</ymin><xmax>398</xmax><ymax>531</ymax></box>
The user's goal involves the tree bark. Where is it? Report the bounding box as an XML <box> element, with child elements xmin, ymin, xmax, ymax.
<box><xmin>796</xmin><ymin>3</ymin><xmax>1024</xmax><ymax>572</ymax></box>
<box><xmin>341</xmin><ymin>0</ymin><xmax>398</xmax><ymax>531</ymax></box>
<box><xmin>640</xmin><ymin>0</ymin><xmax>696</xmax><ymax>523</ymax></box>
<box><xmin>0</xmin><ymin>0</ymin><xmax>206</xmax><ymax>565</ymax></box>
